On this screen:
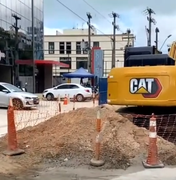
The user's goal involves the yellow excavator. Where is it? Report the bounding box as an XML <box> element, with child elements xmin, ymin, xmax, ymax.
<box><xmin>107</xmin><ymin>42</ymin><xmax>176</xmax><ymax>107</ymax></box>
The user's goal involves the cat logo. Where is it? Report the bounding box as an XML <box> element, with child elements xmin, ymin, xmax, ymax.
<box><xmin>129</xmin><ymin>78</ymin><xmax>162</xmax><ymax>98</ymax></box>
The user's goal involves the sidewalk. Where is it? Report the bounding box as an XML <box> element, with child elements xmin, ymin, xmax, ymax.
<box><xmin>112</xmin><ymin>167</ymin><xmax>176</xmax><ymax>180</ymax></box>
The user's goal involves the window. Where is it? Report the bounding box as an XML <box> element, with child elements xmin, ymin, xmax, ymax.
<box><xmin>66</xmin><ymin>42</ymin><xmax>71</xmax><ymax>54</ymax></box>
<box><xmin>2</xmin><ymin>84</ymin><xmax>22</xmax><ymax>92</ymax></box>
<box><xmin>69</xmin><ymin>84</ymin><xmax>79</xmax><ymax>89</ymax></box>
<box><xmin>56</xmin><ymin>84</ymin><xmax>69</xmax><ymax>89</ymax></box>
<box><xmin>83</xmin><ymin>41</ymin><xmax>88</xmax><ymax>54</ymax></box>
<box><xmin>0</xmin><ymin>85</ymin><xmax>6</xmax><ymax>91</ymax></box>
<box><xmin>59</xmin><ymin>42</ymin><xmax>65</xmax><ymax>54</ymax></box>
<box><xmin>93</xmin><ymin>41</ymin><xmax>99</xmax><ymax>47</ymax></box>
<box><xmin>48</xmin><ymin>42</ymin><xmax>55</xmax><ymax>54</ymax></box>
<box><xmin>19</xmin><ymin>65</ymin><xmax>33</xmax><ymax>76</ymax></box>
<box><xmin>76</xmin><ymin>42</ymin><xmax>81</xmax><ymax>54</ymax></box>
<box><xmin>76</xmin><ymin>57</ymin><xmax>88</xmax><ymax>69</ymax></box>
<box><xmin>59</xmin><ymin>57</ymin><xmax>71</xmax><ymax>69</ymax></box>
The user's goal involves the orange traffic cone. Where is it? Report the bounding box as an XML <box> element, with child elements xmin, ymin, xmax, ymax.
<box><xmin>90</xmin><ymin>109</ymin><xmax>105</xmax><ymax>167</ymax></box>
<box><xmin>63</xmin><ymin>94</ymin><xmax>68</xmax><ymax>105</ymax></box>
<box><xmin>142</xmin><ymin>113</ymin><xmax>164</xmax><ymax>168</ymax></box>
<box><xmin>3</xmin><ymin>99</ymin><xmax>24</xmax><ymax>156</ymax></box>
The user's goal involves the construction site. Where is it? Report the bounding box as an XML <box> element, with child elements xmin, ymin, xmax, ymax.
<box><xmin>0</xmin><ymin>0</ymin><xmax>176</xmax><ymax>179</ymax></box>
<box><xmin>0</xmin><ymin>96</ymin><xmax>176</xmax><ymax>180</ymax></box>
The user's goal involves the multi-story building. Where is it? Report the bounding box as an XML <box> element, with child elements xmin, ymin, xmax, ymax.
<box><xmin>0</xmin><ymin>0</ymin><xmax>44</xmax><ymax>91</ymax></box>
<box><xmin>44</xmin><ymin>28</ymin><xmax>134</xmax><ymax>81</ymax></box>
<box><xmin>0</xmin><ymin>0</ymin><xmax>44</xmax><ymax>59</ymax></box>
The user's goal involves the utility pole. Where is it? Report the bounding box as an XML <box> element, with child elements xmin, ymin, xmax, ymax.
<box><xmin>122</xmin><ymin>29</ymin><xmax>135</xmax><ymax>47</ymax></box>
<box><xmin>32</xmin><ymin>0</ymin><xmax>35</xmax><ymax>93</ymax></box>
<box><xmin>111</xmin><ymin>12</ymin><xmax>119</xmax><ymax>68</ymax></box>
<box><xmin>127</xmin><ymin>29</ymin><xmax>131</xmax><ymax>46</ymax></box>
<box><xmin>145</xmin><ymin>26</ymin><xmax>149</xmax><ymax>46</ymax></box>
<box><xmin>144</xmin><ymin>7</ymin><xmax>156</xmax><ymax>46</ymax></box>
<box><xmin>12</xmin><ymin>14</ymin><xmax>21</xmax><ymax>86</ymax></box>
<box><xmin>155</xmin><ymin>27</ymin><xmax>159</xmax><ymax>50</ymax></box>
<box><xmin>86</xmin><ymin>13</ymin><xmax>92</xmax><ymax>73</ymax></box>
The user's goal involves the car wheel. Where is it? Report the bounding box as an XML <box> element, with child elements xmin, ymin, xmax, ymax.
<box><xmin>12</xmin><ymin>98</ymin><xmax>23</xmax><ymax>110</ymax></box>
<box><xmin>76</xmin><ymin>94</ymin><xmax>84</xmax><ymax>102</ymax></box>
<box><xmin>46</xmin><ymin>93</ymin><xmax>54</xmax><ymax>101</ymax></box>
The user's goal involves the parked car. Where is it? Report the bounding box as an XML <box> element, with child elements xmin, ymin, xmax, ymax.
<box><xmin>0</xmin><ymin>82</ymin><xmax>39</xmax><ymax>109</ymax></box>
<box><xmin>43</xmin><ymin>83</ymin><xmax>92</xmax><ymax>102</ymax></box>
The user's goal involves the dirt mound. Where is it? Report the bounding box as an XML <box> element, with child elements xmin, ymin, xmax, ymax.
<box><xmin>2</xmin><ymin>106</ymin><xmax>176</xmax><ymax>170</ymax></box>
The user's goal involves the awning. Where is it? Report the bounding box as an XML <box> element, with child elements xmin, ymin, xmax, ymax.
<box><xmin>15</xmin><ymin>60</ymin><xmax>69</xmax><ymax>68</ymax></box>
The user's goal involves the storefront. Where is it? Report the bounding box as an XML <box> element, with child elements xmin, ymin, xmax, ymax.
<box><xmin>16</xmin><ymin>60</ymin><xmax>69</xmax><ymax>93</ymax></box>
<box><xmin>0</xmin><ymin>64</ymin><xmax>12</xmax><ymax>83</ymax></box>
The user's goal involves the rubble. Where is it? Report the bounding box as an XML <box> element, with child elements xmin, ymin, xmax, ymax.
<box><xmin>1</xmin><ymin>105</ymin><xmax>176</xmax><ymax>170</ymax></box>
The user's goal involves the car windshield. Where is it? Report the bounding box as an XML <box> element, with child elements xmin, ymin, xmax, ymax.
<box><xmin>3</xmin><ymin>83</ymin><xmax>22</xmax><ymax>92</ymax></box>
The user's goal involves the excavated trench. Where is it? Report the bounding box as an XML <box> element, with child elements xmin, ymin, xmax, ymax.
<box><xmin>118</xmin><ymin>106</ymin><xmax>176</xmax><ymax>144</ymax></box>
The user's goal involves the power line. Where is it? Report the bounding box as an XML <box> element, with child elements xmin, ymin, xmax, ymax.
<box><xmin>55</xmin><ymin>0</ymin><xmax>130</xmax><ymax>47</ymax></box>
<box><xmin>56</xmin><ymin>0</ymin><xmax>109</xmax><ymax>36</ymax></box>
<box><xmin>82</xmin><ymin>0</ymin><xmax>124</xmax><ymax>33</ymax></box>
<box><xmin>55</xmin><ymin>0</ymin><xmax>114</xmax><ymax>40</ymax></box>
<box><xmin>56</xmin><ymin>0</ymin><xmax>86</xmax><ymax>22</ymax></box>
<box><xmin>82</xmin><ymin>0</ymin><xmax>111</xmax><ymax>24</ymax></box>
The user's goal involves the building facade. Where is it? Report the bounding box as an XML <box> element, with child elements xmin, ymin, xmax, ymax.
<box><xmin>44</xmin><ymin>29</ymin><xmax>134</xmax><ymax>80</ymax></box>
<box><xmin>0</xmin><ymin>0</ymin><xmax>44</xmax><ymax>61</ymax></box>
<box><xmin>0</xmin><ymin>0</ymin><xmax>44</xmax><ymax>90</ymax></box>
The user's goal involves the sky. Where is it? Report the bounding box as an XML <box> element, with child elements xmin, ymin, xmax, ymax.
<box><xmin>44</xmin><ymin>0</ymin><xmax>176</xmax><ymax>52</ymax></box>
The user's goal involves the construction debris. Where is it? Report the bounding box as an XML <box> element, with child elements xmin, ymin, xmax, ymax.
<box><xmin>1</xmin><ymin>105</ymin><xmax>176</xmax><ymax>170</ymax></box>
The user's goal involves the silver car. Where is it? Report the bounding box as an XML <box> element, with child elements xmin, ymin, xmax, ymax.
<box><xmin>0</xmin><ymin>82</ymin><xmax>39</xmax><ymax>109</ymax></box>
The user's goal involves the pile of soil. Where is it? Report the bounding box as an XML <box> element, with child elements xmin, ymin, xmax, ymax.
<box><xmin>1</xmin><ymin>105</ymin><xmax>176</xmax><ymax>170</ymax></box>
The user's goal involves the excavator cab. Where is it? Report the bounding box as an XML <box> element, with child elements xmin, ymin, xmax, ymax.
<box><xmin>124</xmin><ymin>46</ymin><xmax>155</xmax><ymax>67</ymax></box>
<box><xmin>124</xmin><ymin>46</ymin><xmax>175</xmax><ymax>67</ymax></box>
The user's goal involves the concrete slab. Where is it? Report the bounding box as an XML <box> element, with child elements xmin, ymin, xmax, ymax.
<box><xmin>111</xmin><ymin>167</ymin><xmax>176</xmax><ymax>180</ymax></box>
<box><xmin>21</xmin><ymin>166</ymin><xmax>176</xmax><ymax>180</ymax></box>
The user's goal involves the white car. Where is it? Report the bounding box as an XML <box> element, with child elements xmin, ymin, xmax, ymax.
<box><xmin>43</xmin><ymin>83</ymin><xmax>92</xmax><ymax>102</ymax></box>
<box><xmin>0</xmin><ymin>82</ymin><xmax>39</xmax><ymax>109</ymax></box>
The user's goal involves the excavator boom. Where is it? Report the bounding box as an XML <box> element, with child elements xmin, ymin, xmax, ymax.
<box><xmin>168</xmin><ymin>41</ymin><xmax>176</xmax><ymax>60</ymax></box>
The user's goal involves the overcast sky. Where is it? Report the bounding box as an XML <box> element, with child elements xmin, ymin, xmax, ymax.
<box><xmin>44</xmin><ymin>0</ymin><xmax>176</xmax><ymax>52</ymax></box>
